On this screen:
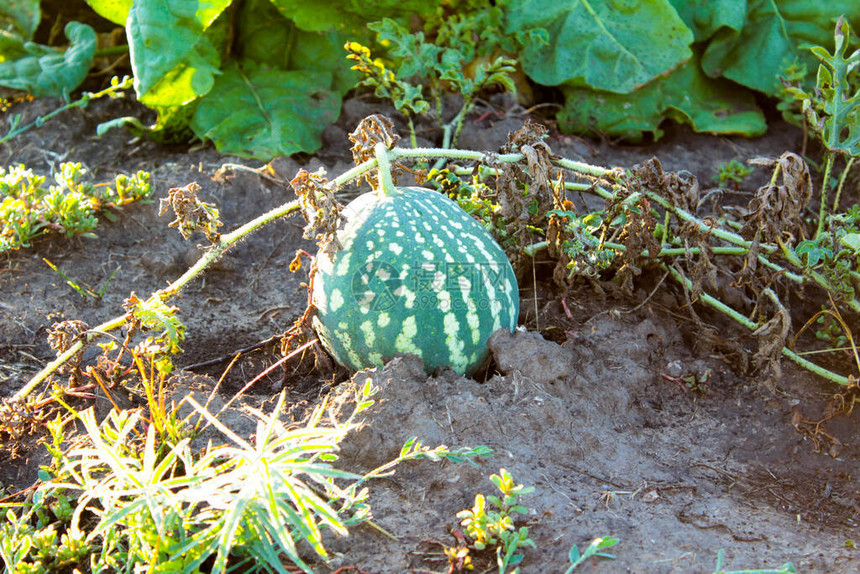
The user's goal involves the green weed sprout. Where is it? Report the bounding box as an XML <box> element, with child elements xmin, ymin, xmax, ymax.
<box><xmin>712</xmin><ymin>549</ymin><xmax>796</xmax><ymax>574</ymax></box>
<box><xmin>457</xmin><ymin>468</ymin><xmax>536</xmax><ymax>574</ymax></box>
<box><xmin>714</xmin><ymin>159</ymin><xmax>754</xmax><ymax>188</ymax></box>
<box><xmin>780</xmin><ymin>16</ymin><xmax>859</xmax><ymax>237</ymax></box>
<box><xmin>564</xmin><ymin>537</ymin><xmax>619</xmax><ymax>573</ymax></box>
<box><xmin>0</xmin><ymin>414</ymin><xmax>89</xmax><ymax>572</ymax></box>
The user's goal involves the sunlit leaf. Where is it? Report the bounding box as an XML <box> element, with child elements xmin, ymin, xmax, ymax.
<box><xmin>128</xmin><ymin>0</ymin><xmax>231</xmax><ymax>99</ymax></box>
<box><xmin>83</xmin><ymin>0</ymin><xmax>133</xmax><ymax>26</ymax></box>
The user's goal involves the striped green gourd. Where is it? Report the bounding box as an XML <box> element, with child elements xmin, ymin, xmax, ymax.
<box><xmin>312</xmin><ymin>186</ymin><xmax>519</xmax><ymax>375</ymax></box>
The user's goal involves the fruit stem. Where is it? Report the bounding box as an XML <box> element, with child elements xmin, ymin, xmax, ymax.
<box><xmin>375</xmin><ymin>143</ymin><xmax>397</xmax><ymax>196</ymax></box>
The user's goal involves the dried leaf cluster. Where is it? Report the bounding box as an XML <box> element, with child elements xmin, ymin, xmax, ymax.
<box><xmin>290</xmin><ymin>168</ymin><xmax>345</xmax><ymax>258</ymax></box>
<box><xmin>348</xmin><ymin>114</ymin><xmax>402</xmax><ymax>188</ymax></box>
<box><xmin>158</xmin><ymin>182</ymin><xmax>223</xmax><ymax>243</ymax></box>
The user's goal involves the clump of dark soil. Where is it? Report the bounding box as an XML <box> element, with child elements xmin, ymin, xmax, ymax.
<box><xmin>0</xmin><ymin>93</ymin><xmax>858</xmax><ymax>573</ymax></box>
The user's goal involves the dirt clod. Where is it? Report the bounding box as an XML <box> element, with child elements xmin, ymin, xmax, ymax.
<box><xmin>488</xmin><ymin>328</ymin><xmax>577</xmax><ymax>384</ymax></box>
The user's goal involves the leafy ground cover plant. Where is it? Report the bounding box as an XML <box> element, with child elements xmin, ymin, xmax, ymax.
<box><xmin>1</xmin><ymin>380</ymin><xmax>491</xmax><ymax>573</ymax></box>
<box><xmin>714</xmin><ymin>159</ymin><xmax>755</xmax><ymax>189</ymax></box>
<box><xmin>454</xmin><ymin>468</ymin><xmax>536</xmax><ymax>573</ymax></box>
<box><xmin>345</xmin><ymin>3</ymin><xmax>523</xmax><ymax>149</ymax></box>
<box><xmin>0</xmin><ymin>161</ymin><xmax>151</xmax><ymax>252</ymax></box>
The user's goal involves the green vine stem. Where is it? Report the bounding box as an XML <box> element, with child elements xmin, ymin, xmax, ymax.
<box><xmin>14</xmin><ymin>199</ymin><xmax>302</xmax><ymax>402</ymax></box>
<box><xmin>450</xmin><ymin>152</ymin><xmax>857</xmax><ymax>384</ymax></box>
<box><xmin>521</xmin><ymin>239</ymin><xmax>852</xmax><ymax>385</ymax></box>
<box><xmin>16</xmin><ymin>143</ymin><xmax>858</xmax><ymax>399</ymax></box>
<box><xmin>405</xmin><ymin>116</ymin><xmax>419</xmax><ymax>150</ymax></box>
<box><xmin>639</xmin><ymin>189</ymin><xmax>772</xmax><ymax>253</ymax></box>
<box><xmin>392</xmin><ymin>147</ymin><xmax>524</xmax><ymax>165</ymax></box>
<box><xmin>816</xmin><ymin>153</ymin><xmax>835</xmax><ymax>239</ymax></box>
<box><xmin>639</xmin><ymin>188</ymin><xmax>860</xmax><ymax>313</ymax></box>
<box><xmin>720</xmin><ymin>214</ymin><xmax>860</xmax><ymax>284</ymax></box>
<box><xmin>664</xmin><ymin>266</ymin><xmax>851</xmax><ymax>386</ymax></box>
<box><xmin>0</xmin><ymin>76</ymin><xmax>133</xmax><ymax>144</ymax></box>
<box><xmin>93</xmin><ymin>45</ymin><xmax>130</xmax><ymax>58</ymax></box>
<box><xmin>779</xmin><ymin>241</ymin><xmax>860</xmax><ymax>313</ymax></box>
<box><xmin>18</xmin><ymin>153</ymin><xmax>396</xmax><ymax>400</ymax></box>
<box><xmin>832</xmin><ymin>156</ymin><xmax>856</xmax><ymax>212</ymax></box>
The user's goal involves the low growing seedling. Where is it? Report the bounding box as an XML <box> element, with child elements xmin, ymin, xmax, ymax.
<box><xmin>564</xmin><ymin>537</ymin><xmax>619</xmax><ymax>573</ymax></box>
<box><xmin>0</xmin><ymin>161</ymin><xmax>151</xmax><ymax>252</ymax></box>
<box><xmin>713</xmin><ymin>159</ymin><xmax>754</xmax><ymax>189</ymax></box>
<box><xmin>0</xmin><ymin>414</ymin><xmax>88</xmax><ymax>573</ymax></box>
<box><xmin>43</xmin><ymin>257</ymin><xmax>119</xmax><ymax>299</ymax></box>
<box><xmin>455</xmin><ymin>468</ymin><xmax>536</xmax><ymax>574</ymax></box>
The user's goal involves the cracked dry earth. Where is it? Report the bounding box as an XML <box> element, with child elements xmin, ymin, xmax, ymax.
<box><xmin>0</xmin><ymin>94</ymin><xmax>859</xmax><ymax>572</ymax></box>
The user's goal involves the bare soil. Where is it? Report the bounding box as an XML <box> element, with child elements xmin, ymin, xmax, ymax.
<box><xmin>1</xmin><ymin>93</ymin><xmax>858</xmax><ymax>573</ymax></box>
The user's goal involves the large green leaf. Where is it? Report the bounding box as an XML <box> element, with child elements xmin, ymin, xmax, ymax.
<box><xmin>190</xmin><ymin>61</ymin><xmax>340</xmax><ymax>159</ymax></box>
<box><xmin>268</xmin><ymin>0</ymin><xmax>435</xmax><ymax>32</ymax></box>
<box><xmin>83</xmin><ymin>0</ymin><xmax>134</xmax><ymax>26</ymax></box>
<box><xmin>559</xmin><ymin>54</ymin><xmax>766</xmax><ymax>140</ymax></box>
<box><xmin>505</xmin><ymin>0</ymin><xmax>694</xmax><ymax>92</ymax></box>
<box><xmin>0</xmin><ymin>22</ymin><xmax>96</xmax><ymax>97</ymax></box>
<box><xmin>701</xmin><ymin>0</ymin><xmax>860</xmax><ymax>96</ymax></box>
<box><xmin>0</xmin><ymin>0</ymin><xmax>39</xmax><ymax>42</ymax></box>
<box><xmin>236</xmin><ymin>0</ymin><xmax>292</xmax><ymax>69</ymax></box>
<box><xmin>138</xmin><ymin>31</ymin><xmax>221</xmax><ymax>107</ymax></box>
<box><xmin>128</xmin><ymin>0</ymin><xmax>231</xmax><ymax>99</ymax></box>
<box><xmin>668</xmin><ymin>0</ymin><xmax>745</xmax><ymax>43</ymax></box>
<box><xmin>236</xmin><ymin>0</ymin><xmax>360</xmax><ymax>95</ymax></box>
<box><xmin>0</xmin><ymin>0</ymin><xmax>38</xmax><ymax>58</ymax></box>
